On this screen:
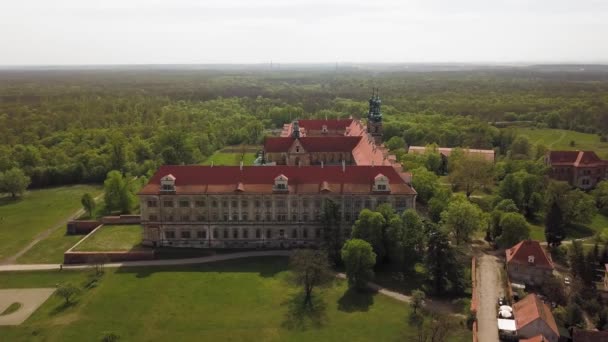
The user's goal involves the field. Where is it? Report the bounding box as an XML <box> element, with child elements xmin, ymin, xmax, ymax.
<box><xmin>528</xmin><ymin>213</ymin><xmax>608</xmax><ymax>243</ymax></box>
<box><xmin>17</xmin><ymin>228</ymin><xmax>83</xmax><ymax>264</ymax></box>
<box><xmin>0</xmin><ymin>257</ymin><xmax>471</xmax><ymax>342</ymax></box>
<box><xmin>202</xmin><ymin>151</ymin><xmax>257</xmax><ymax>166</ymax></box>
<box><xmin>0</xmin><ymin>185</ymin><xmax>102</xmax><ymax>262</ymax></box>
<box><xmin>515</xmin><ymin>128</ymin><xmax>608</xmax><ymax>158</ymax></box>
<box><xmin>74</xmin><ymin>225</ymin><xmax>143</xmax><ymax>252</ymax></box>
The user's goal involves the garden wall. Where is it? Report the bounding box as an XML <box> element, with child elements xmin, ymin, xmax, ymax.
<box><xmin>63</xmin><ymin>250</ymin><xmax>155</xmax><ymax>264</ymax></box>
<box><xmin>471</xmin><ymin>257</ymin><xmax>479</xmax><ymax>342</ymax></box>
<box><xmin>101</xmin><ymin>215</ymin><xmax>141</xmax><ymax>225</ymax></box>
<box><xmin>67</xmin><ymin>220</ymin><xmax>101</xmax><ymax>234</ymax></box>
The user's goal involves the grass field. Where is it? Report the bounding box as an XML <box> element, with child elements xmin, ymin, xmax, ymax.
<box><xmin>202</xmin><ymin>151</ymin><xmax>257</xmax><ymax>166</ymax></box>
<box><xmin>0</xmin><ymin>257</ymin><xmax>471</xmax><ymax>342</ymax></box>
<box><xmin>515</xmin><ymin>128</ymin><xmax>608</xmax><ymax>158</ymax></box>
<box><xmin>17</xmin><ymin>228</ymin><xmax>83</xmax><ymax>264</ymax></box>
<box><xmin>528</xmin><ymin>213</ymin><xmax>608</xmax><ymax>243</ymax></box>
<box><xmin>0</xmin><ymin>185</ymin><xmax>102</xmax><ymax>261</ymax></box>
<box><xmin>74</xmin><ymin>225</ymin><xmax>143</xmax><ymax>252</ymax></box>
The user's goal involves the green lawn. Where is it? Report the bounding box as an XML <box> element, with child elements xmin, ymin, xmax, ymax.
<box><xmin>516</xmin><ymin>128</ymin><xmax>608</xmax><ymax>158</ymax></box>
<box><xmin>74</xmin><ymin>225</ymin><xmax>143</xmax><ymax>252</ymax></box>
<box><xmin>588</xmin><ymin>213</ymin><xmax>608</xmax><ymax>242</ymax></box>
<box><xmin>17</xmin><ymin>227</ymin><xmax>84</xmax><ymax>264</ymax></box>
<box><xmin>0</xmin><ymin>185</ymin><xmax>102</xmax><ymax>261</ymax></box>
<box><xmin>202</xmin><ymin>151</ymin><xmax>257</xmax><ymax>166</ymax></box>
<box><xmin>528</xmin><ymin>213</ymin><xmax>608</xmax><ymax>243</ymax></box>
<box><xmin>0</xmin><ymin>257</ymin><xmax>470</xmax><ymax>342</ymax></box>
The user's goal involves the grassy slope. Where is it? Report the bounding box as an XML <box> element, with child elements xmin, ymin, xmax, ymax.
<box><xmin>0</xmin><ymin>185</ymin><xmax>102</xmax><ymax>260</ymax></box>
<box><xmin>74</xmin><ymin>225</ymin><xmax>143</xmax><ymax>252</ymax></box>
<box><xmin>202</xmin><ymin>151</ymin><xmax>257</xmax><ymax>166</ymax></box>
<box><xmin>17</xmin><ymin>228</ymin><xmax>83</xmax><ymax>264</ymax></box>
<box><xmin>516</xmin><ymin>128</ymin><xmax>608</xmax><ymax>158</ymax></box>
<box><xmin>0</xmin><ymin>257</ymin><xmax>470</xmax><ymax>342</ymax></box>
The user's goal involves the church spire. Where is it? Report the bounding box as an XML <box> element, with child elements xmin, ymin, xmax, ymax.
<box><xmin>366</xmin><ymin>88</ymin><xmax>383</xmax><ymax>143</ymax></box>
<box><xmin>292</xmin><ymin>120</ymin><xmax>301</xmax><ymax>139</ymax></box>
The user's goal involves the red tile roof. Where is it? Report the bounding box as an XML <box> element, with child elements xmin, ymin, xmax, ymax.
<box><xmin>513</xmin><ymin>294</ymin><xmax>559</xmax><ymax>338</ymax></box>
<box><xmin>297</xmin><ymin>119</ymin><xmax>354</xmax><ymax>130</ymax></box>
<box><xmin>264</xmin><ymin>136</ymin><xmax>362</xmax><ymax>153</ymax></box>
<box><xmin>506</xmin><ymin>240</ymin><xmax>554</xmax><ymax>270</ymax></box>
<box><xmin>572</xmin><ymin>329</ymin><xmax>608</xmax><ymax>342</ymax></box>
<box><xmin>139</xmin><ymin>165</ymin><xmax>416</xmax><ymax>195</ymax></box>
<box><xmin>548</xmin><ymin>151</ymin><xmax>606</xmax><ymax>167</ymax></box>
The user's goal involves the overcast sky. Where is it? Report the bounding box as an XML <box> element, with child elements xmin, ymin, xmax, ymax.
<box><xmin>1</xmin><ymin>0</ymin><xmax>607</xmax><ymax>65</ymax></box>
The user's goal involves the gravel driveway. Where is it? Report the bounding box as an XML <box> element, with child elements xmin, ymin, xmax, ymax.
<box><xmin>476</xmin><ymin>254</ymin><xmax>503</xmax><ymax>342</ymax></box>
<box><xmin>0</xmin><ymin>288</ymin><xmax>55</xmax><ymax>325</ymax></box>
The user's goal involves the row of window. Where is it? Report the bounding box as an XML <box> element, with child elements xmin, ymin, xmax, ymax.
<box><xmin>148</xmin><ymin>197</ymin><xmax>408</xmax><ymax>209</ymax></box>
<box><xmin>148</xmin><ymin>212</ymin><xmax>355</xmax><ymax>222</ymax></box>
<box><xmin>164</xmin><ymin>228</ymin><xmax>322</xmax><ymax>240</ymax></box>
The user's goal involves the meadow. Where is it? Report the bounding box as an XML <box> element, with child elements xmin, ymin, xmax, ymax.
<box><xmin>0</xmin><ymin>257</ymin><xmax>471</xmax><ymax>342</ymax></box>
<box><xmin>516</xmin><ymin>127</ymin><xmax>608</xmax><ymax>158</ymax></box>
<box><xmin>202</xmin><ymin>151</ymin><xmax>258</xmax><ymax>166</ymax></box>
<box><xmin>0</xmin><ymin>185</ymin><xmax>102</xmax><ymax>262</ymax></box>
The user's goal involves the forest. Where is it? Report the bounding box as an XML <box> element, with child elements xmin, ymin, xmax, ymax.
<box><xmin>1</xmin><ymin>67</ymin><xmax>608</xmax><ymax>188</ymax></box>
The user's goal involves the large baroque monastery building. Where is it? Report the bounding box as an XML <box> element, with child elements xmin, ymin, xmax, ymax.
<box><xmin>138</xmin><ymin>92</ymin><xmax>417</xmax><ymax>248</ymax></box>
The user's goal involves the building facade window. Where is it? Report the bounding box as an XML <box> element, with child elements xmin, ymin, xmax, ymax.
<box><xmin>266</xmin><ymin>229</ymin><xmax>271</xmax><ymax>238</ymax></box>
<box><xmin>149</xmin><ymin>214</ymin><xmax>157</xmax><ymax>221</ymax></box>
<box><xmin>292</xmin><ymin>229</ymin><xmax>297</xmax><ymax>238</ymax></box>
<box><xmin>243</xmin><ymin>229</ymin><xmax>249</xmax><ymax>238</ymax></box>
<box><xmin>165</xmin><ymin>231</ymin><xmax>175</xmax><ymax>239</ymax></box>
<box><xmin>233</xmin><ymin>229</ymin><xmax>238</xmax><ymax>239</ymax></box>
<box><xmin>181</xmin><ymin>231</ymin><xmax>191</xmax><ymax>239</ymax></box>
<box><xmin>223</xmin><ymin>229</ymin><xmax>229</xmax><ymax>239</ymax></box>
<box><xmin>197</xmin><ymin>215</ymin><xmax>205</xmax><ymax>221</ymax></box>
<box><xmin>163</xmin><ymin>200</ymin><xmax>174</xmax><ymax>207</ymax></box>
<box><xmin>181</xmin><ymin>215</ymin><xmax>189</xmax><ymax>221</ymax></box>
<box><xmin>179</xmin><ymin>200</ymin><xmax>189</xmax><ymax>207</ymax></box>
<box><xmin>256</xmin><ymin>229</ymin><xmax>261</xmax><ymax>238</ymax></box>
<box><xmin>195</xmin><ymin>200</ymin><xmax>205</xmax><ymax>207</ymax></box>
<box><xmin>147</xmin><ymin>200</ymin><xmax>158</xmax><ymax>207</ymax></box>
<box><xmin>197</xmin><ymin>230</ymin><xmax>207</xmax><ymax>239</ymax></box>
<box><xmin>213</xmin><ymin>229</ymin><xmax>218</xmax><ymax>239</ymax></box>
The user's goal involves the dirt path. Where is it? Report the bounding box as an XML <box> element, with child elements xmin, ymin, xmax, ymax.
<box><xmin>476</xmin><ymin>254</ymin><xmax>503</xmax><ymax>342</ymax></box>
<box><xmin>0</xmin><ymin>194</ymin><xmax>103</xmax><ymax>266</ymax></box>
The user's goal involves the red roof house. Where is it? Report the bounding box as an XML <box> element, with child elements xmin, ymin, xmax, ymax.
<box><xmin>506</xmin><ymin>240</ymin><xmax>554</xmax><ymax>286</ymax></box>
<box><xmin>514</xmin><ymin>294</ymin><xmax>559</xmax><ymax>342</ymax></box>
<box><xmin>546</xmin><ymin>151</ymin><xmax>608</xmax><ymax>189</ymax></box>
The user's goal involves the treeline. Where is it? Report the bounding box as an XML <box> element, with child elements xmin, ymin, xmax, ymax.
<box><xmin>1</xmin><ymin>68</ymin><xmax>608</xmax><ymax>188</ymax></box>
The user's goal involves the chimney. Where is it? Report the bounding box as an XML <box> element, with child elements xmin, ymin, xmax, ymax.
<box><xmin>211</xmin><ymin>161</ymin><xmax>214</xmax><ymax>167</ymax></box>
<box><xmin>342</xmin><ymin>159</ymin><xmax>346</xmax><ymax>173</ymax></box>
<box><xmin>321</xmin><ymin>161</ymin><xmax>324</xmax><ymax>168</ymax></box>
<box><xmin>372</xmin><ymin>160</ymin><xmax>375</xmax><ymax>167</ymax></box>
<box><xmin>240</xmin><ymin>160</ymin><xmax>243</xmax><ymax>171</ymax></box>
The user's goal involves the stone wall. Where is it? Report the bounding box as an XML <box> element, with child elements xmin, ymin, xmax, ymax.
<box><xmin>67</xmin><ymin>220</ymin><xmax>101</xmax><ymax>235</ymax></box>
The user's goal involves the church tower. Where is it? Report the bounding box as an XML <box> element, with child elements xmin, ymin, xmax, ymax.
<box><xmin>367</xmin><ymin>88</ymin><xmax>383</xmax><ymax>143</ymax></box>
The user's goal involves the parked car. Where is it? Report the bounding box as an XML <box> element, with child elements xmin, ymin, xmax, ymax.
<box><xmin>498</xmin><ymin>296</ymin><xmax>506</xmax><ymax>306</ymax></box>
<box><xmin>564</xmin><ymin>277</ymin><xmax>571</xmax><ymax>285</ymax></box>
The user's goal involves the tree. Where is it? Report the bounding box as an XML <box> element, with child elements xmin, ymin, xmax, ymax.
<box><xmin>411</xmin><ymin>289</ymin><xmax>426</xmax><ymax>314</ymax></box>
<box><xmin>0</xmin><ymin>167</ymin><xmax>31</xmax><ymax>198</ymax></box>
<box><xmin>448</xmin><ymin>154</ymin><xmax>494</xmax><ymax>198</ymax></box>
<box><xmin>440</xmin><ymin>195</ymin><xmax>484</xmax><ymax>245</ymax></box>
<box><xmin>425</xmin><ymin>227</ymin><xmax>466</xmax><ymax>295</ymax></box>
<box><xmin>387</xmin><ymin>209</ymin><xmax>425</xmax><ymax>268</ymax></box>
<box><xmin>545</xmin><ymin>201</ymin><xmax>565</xmax><ymax>246</ymax></box>
<box><xmin>103</xmin><ymin>171</ymin><xmax>136</xmax><ymax>214</ymax></box>
<box><xmin>428</xmin><ymin>187</ymin><xmax>452</xmax><ymax>223</ymax></box>
<box><xmin>320</xmin><ymin>198</ymin><xmax>341</xmax><ymax>263</ymax></box>
<box><xmin>289</xmin><ymin>249</ymin><xmax>333</xmax><ymax>306</ymax></box>
<box><xmin>495</xmin><ymin>212</ymin><xmax>530</xmax><ymax>248</ymax></box>
<box><xmin>81</xmin><ymin>193</ymin><xmax>96</xmax><ymax>218</ymax></box>
<box><xmin>385</xmin><ymin>136</ymin><xmax>405</xmax><ymax>151</ymax></box>
<box><xmin>592</xmin><ymin>180</ymin><xmax>608</xmax><ymax>214</ymax></box>
<box><xmin>510</xmin><ymin>136</ymin><xmax>531</xmax><ymax>158</ymax></box>
<box><xmin>494</xmin><ymin>199</ymin><xmax>519</xmax><ymax>213</ymax></box>
<box><xmin>351</xmin><ymin>209</ymin><xmax>387</xmax><ymax>260</ymax></box>
<box><xmin>498</xmin><ymin>173</ymin><xmax>524</xmax><ymax>209</ymax></box>
<box><xmin>411</xmin><ymin>167</ymin><xmax>439</xmax><ymax>203</ymax></box>
<box><xmin>547</xmin><ymin>181</ymin><xmax>596</xmax><ymax>227</ymax></box>
<box><xmin>55</xmin><ymin>283</ymin><xmax>80</xmax><ymax>305</ymax></box>
<box><xmin>341</xmin><ymin>239</ymin><xmax>376</xmax><ymax>290</ymax></box>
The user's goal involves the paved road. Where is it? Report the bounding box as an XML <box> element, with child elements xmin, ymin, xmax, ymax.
<box><xmin>0</xmin><ymin>250</ymin><xmax>292</xmax><ymax>272</ymax></box>
<box><xmin>476</xmin><ymin>254</ymin><xmax>502</xmax><ymax>342</ymax></box>
<box><xmin>0</xmin><ymin>288</ymin><xmax>55</xmax><ymax>325</ymax></box>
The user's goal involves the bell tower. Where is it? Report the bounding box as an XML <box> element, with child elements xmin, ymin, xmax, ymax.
<box><xmin>367</xmin><ymin>88</ymin><xmax>383</xmax><ymax>143</ymax></box>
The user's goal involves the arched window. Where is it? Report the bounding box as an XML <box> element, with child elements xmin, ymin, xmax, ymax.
<box><xmin>266</xmin><ymin>229</ymin><xmax>272</xmax><ymax>239</ymax></box>
<box><xmin>243</xmin><ymin>229</ymin><xmax>249</xmax><ymax>239</ymax></box>
<box><xmin>292</xmin><ymin>229</ymin><xmax>298</xmax><ymax>238</ymax></box>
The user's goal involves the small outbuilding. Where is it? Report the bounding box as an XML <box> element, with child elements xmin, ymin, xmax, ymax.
<box><xmin>506</xmin><ymin>240</ymin><xmax>554</xmax><ymax>286</ymax></box>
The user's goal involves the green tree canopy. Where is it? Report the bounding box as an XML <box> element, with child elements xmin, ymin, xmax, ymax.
<box><xmin>352</xmin><ymin>209</ymin><xmax>387</xmax><ymax>260</ymax></box>
<box><xmin>440</xmin><ymin>195</ymin><xmax>484</xmax><ymax>245</ymax></box>
<box><xmin>495</xmin><ymin>212</ymin><xmax>530</xmax><ymax>248</ymax></box>
<box><xmin>103</xmin><ymin>171</ymin><xmax>136</xmax><ymax>214</ymax></box>
<box><xmin>411</xmin><ymin>167</ymin><xmax>439</xmax><ymax>204</ymax></box>
<box><xmin>0</xmin><ymin>167</ymin><xmax>31</xmax><ymax>198</ymax></box>
<box><xmin>341</xmin><ymin>239</ymin><xmax>376</xmax><ymax>290</ymax></box>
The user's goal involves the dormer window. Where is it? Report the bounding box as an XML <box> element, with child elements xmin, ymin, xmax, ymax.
<box><xmin>528</xmin><ymin>255</ymin><xmax>535</xmax><ymax>264</ymax></box>
<box><xmin>373</xmin><ymin>174</ymin><xmax>390</xmax><ymax>192</ymax></box>
<box><xmin>160</xmin><ymin>174</ymin><xmax>176</xmax><ymax>192</ymax></box>
<box><xmin>296</xmin><ymin>146</ymin><xmax>300</xmax><ymax>153</ymax></box>
<box><xmin>273</xmin><ymin>174</ymin><xmax>288</xmax><ymax>192</ymax></box>
<box><xmin>322</xmin><ymin>125</ymin><xmax>328</xmax><ymax>133</ymax></box>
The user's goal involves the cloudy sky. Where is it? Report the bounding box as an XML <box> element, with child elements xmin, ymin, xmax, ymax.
<box><xmin>1</xmin><ymin>0</ymin><xmax>607</xmax><ymax>65</ymax></box>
